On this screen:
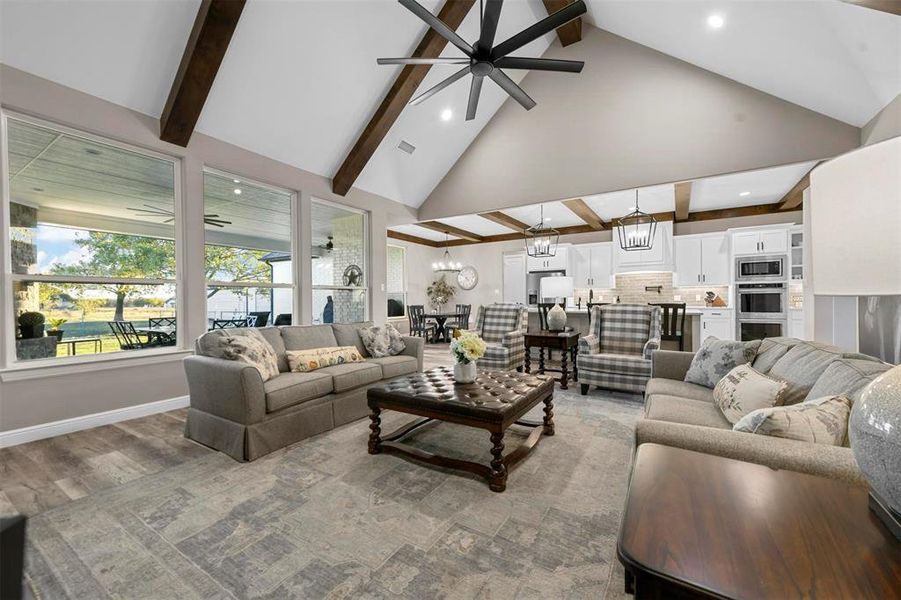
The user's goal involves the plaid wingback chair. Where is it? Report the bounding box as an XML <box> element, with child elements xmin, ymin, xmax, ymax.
<box><xmin>577</xmin><ymin>304</ymin><xmax>661</xmax><ymax>394</ymax></box>
<box><xmin>469</xmin><ymin>304</ymin><xmax>528</xmax><ymax>371</ymax></box>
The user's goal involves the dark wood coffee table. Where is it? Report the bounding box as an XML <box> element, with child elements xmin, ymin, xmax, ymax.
<box><xmin>618</xmin><ymin>444</ymin><xmax>901</xmax><ymax>599</ymax></box>
<box><xmin>524</xmin><ymin>330</ymin><xmax>580</xmax><ymax>389</ymax></box>
<box><xmin>367</xmin><ymin>366</ymin><xmax>555</xmax><ymax>492</ymax></box>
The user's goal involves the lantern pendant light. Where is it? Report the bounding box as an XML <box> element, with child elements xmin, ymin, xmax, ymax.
<box><xmin>525</xmin><ymin>205</ymin><xmax>559</xmax><ymax>258</ymax></box>
<box><xmin>615</xmin><ymin>189</ymin><xmax>657</xmax><ymax>252</ymax></box>
<box><xmin>432</xmin><ymin>232</ymin><xmax>462</xmax><ymax>273</ymax></box>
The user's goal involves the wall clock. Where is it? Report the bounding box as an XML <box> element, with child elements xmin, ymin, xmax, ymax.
<box><xmin>457</xmin><ymin>266</ymin><xmax>478</xmax><ymax>290</ymax></box>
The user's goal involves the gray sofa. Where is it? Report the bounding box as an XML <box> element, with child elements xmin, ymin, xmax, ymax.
<box><xmin>637</xmin><ymin>337</ymin><xmax>892</xmax><ymax>485</ymax></box>
<box><xmin>183</xmin><ymin>322</ymin><xmax>423</xmax><ymax>461</ymax></box>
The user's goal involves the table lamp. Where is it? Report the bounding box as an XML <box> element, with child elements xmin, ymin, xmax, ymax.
<box><xmin>540</xmin><ymin>276</ymin><xmax>573</xmax><ymax>331</ymax></box>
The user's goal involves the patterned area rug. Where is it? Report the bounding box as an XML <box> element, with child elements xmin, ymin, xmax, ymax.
<box><xmin>25</xmin><ymin>388</ymin><xmax>643</xmax><ymax>599</ymax></box>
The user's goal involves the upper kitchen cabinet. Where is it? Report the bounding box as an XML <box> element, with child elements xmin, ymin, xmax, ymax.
<box><xmin>614</xmin><ymin>221</ymin><xmax>674</xmax><ymax>273</ymax></box>
<box><xmin>570</xmin><ymin>243</ymin><xmax>612</xmax><ymax>288</ymax></box>
<box><xmin>674</xmin><ymin>233</ymin><xmax>730</xmax><ymax>286</ymax></box>
<box><xmin>527</xmin><ymin>247</ymin><xmax>568</xmax><ymax>272</ymax></box>
<box><xmin>732</xmin><ymin>228</ymin><xmax>789</xmax><ymax>256</ymax></box>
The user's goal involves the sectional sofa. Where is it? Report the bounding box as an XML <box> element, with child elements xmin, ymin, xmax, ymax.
<box><xmin>183</xmin><ymin>322</ymin><xmax>423</xmax><ymax>461</ymax></box>
<box><xmin>637</xmin><ymin>337</ymin><xmax>891</xmax><ymax>485</ymax></box>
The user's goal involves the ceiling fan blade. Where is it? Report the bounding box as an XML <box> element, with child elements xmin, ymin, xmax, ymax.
<box><xmin>478</xmin><ymin>0</ymin><xmax>503</xmax><ymax>53</ymax></box>
<box><xmin>490</xmin><ymin>0</ymin><xmax>586</xmax><ymax>59</ymax></box>
<box><xmin>466</xmin><ymin>75</ymin><xmax>483</xmax><ymax>121</ymax></box>
<box><xmin>494</xmin><ymin>57</ymin><xmax>583</xmax><ymax>73</ymax></box>
<box><xmin>488</xmin><ymin>69</ymin><xmax>536</xmax><ymax>110</ymax></box>
<box><xmin>398</xmin><ymin>0</ymin><xmax>474</xmax><ymax>56</ymax></box>
<box><xmin>409</xmin><ymin>66</ymin><xmax>471</xmax><ymax>105</ymax></box>
<box><xmin>377</xmin><ymin>57</ymin><xmax>470</xmax><ymax>65</ymax></box>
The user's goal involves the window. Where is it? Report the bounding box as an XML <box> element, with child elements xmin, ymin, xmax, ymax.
<box><xmin>311</xmin><ymin>199</ymin><xmax>368</xmax><ymax>324</ymax></box>
<box><xmin>204</xmin><ymin>170</ymin><xmax>295</xmax><ymax>327</ymax></box>
<box><xmin>387</xmin><ymin>244</ymin><xmax>406</xmax><ymax>318</ymax></box>
<box><xmin>3</xmin><ymin>114</ymin><xmax>179</xmax><ymax>362</ymax></box>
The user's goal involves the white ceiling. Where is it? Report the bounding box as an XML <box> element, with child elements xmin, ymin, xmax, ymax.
<box><xmin>432</xmin><ymin>215</ymin><xmax>514</xmax><ymax>236</ymax></box>
<box><xmin>584</xmin><ymin>0</ymin><xmax>901</xmax><ymax>127</ymax></box>
<box><xmin>504</xmin><ymin>202</ymin><xmax>587</xmax><ymax>228</ymax></box>
<box><xmin>390</xmin><ymin>223</ymin><xmax>460</xmax><ymax>241</ymax></box>
<box><xmin>690</xmin><ymin>161</ymin><xmax>818</xmax><ymax>211</ymax></box>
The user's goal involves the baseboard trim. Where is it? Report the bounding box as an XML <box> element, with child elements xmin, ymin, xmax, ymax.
<box><xmin>0</xmin><ymin>396</ymin><xmax>190</xmax><ymax>448</ymax></box>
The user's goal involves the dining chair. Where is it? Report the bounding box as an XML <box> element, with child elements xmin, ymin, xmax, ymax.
<box><xmin>445</xmin><ymin>304</ymin><xmax>471</xmax><ymax>337</ymax></box>
<box><xmin>648</xmin><ymin>302</ymin><xmax>687</xmax><ymax>351</ymax></box>
<box><xmin>586</xmin><ymin>302</ymin><xmax>609</xmax><ymax>315</ymax></box>
<box><xmin>248</xmin><ymin>311</ymin><xmax>270</xmax><ymax>327</ymax></box>
<box><xmin>210</xmin><ymin>318</ymin><xmax>248</xmax><ymax>330</ymax></box>
<box><xmin>407</xmin><ymin>305</ymin><xmax>437</xmax><ymax>342</ymax></box>
<box><xmin>273</xmin><ymin>313</ymin><xmax>292</xmax><ymax>326</ymax></box>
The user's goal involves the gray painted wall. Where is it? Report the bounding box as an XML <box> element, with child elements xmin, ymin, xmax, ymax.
<box><xmin>0</xmin><ymin>65</ymin><xmax>415</xmax><ymax>432</ymax></box>
<box><xmin>861</xmin><ymin>93</ymin><xmax>901</xmax><ymax>146</ymax></box>
<box><xmin>419</xmin><ymin>27</ymin><xmax>860</xmax><ymax>220</ymax></box>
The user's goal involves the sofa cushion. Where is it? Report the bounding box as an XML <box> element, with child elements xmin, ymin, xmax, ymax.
<box><xmin>358</xmin><ymin>323</ymin><xmax>405</xmax><ymax>358</ymax></box>
<box><xmin>645</xmin><ymin>378</ymin><xmax>714</xmax><ymax>403</ymax></box>
<box><xmin>196</xmin><ymin>328</ymin><xmax>280</xmax><ymax>382</ymax></box>
<box><xmin>286</xmin><ymin>346</ymin><xmax>363</xmax><ymax>373</ymax></box>
<box><xmin>256</xmin><ymin>327</ymin><xmax>289</xmax><ymax>372</ymax></box>
<box><xmin>579</xmin><ymin>352</ymin><xmax>651</xmax><ymax>377</ymax></box>
<box><xmin>332</xmin><ymin>322</ymin><xmax>373</xmax><ymax>357</ymax></box>
<box><xmin>751</xmin><ymin>337</ymin><xmax>802</xmax><ymax>374</ymax></box>
<box><xmin>733</xmin><ymin>395</ymin><xmax>852</xmax><ymax>446</ymax></box>
<box><xmin>713</xmin><ymin>364</ymin><xmax>789</xmax><ymax>424</ymax></box>
<box><xmin>684</xmin><ymin>337</ymin><xmax>760</xmax><ymax>388</ymax></box>
<box><xmin>367</xmin><ymin>355</ymin><xmax>418</xmax><ymax>379</ymax></box>
<box><xmin>483</xmin><ymin>342</ymin><xmax>510</xmax><ymax>362</ymax></box>
<box><xmin>264</xmin><ymin>372</ymin><xmax>334</xmax><ymax>413</ymax></box>
<box><xmin>316</xmin><ymin>362</ymin><xmax>381</xmax><ymax>393</ymax></box>
<box><xmin>280</xmin><ymin>325</ymin><xmax>338</xmax><ymax>352</ymax></box>
<box><xmin>644</xmin><ymin>395</ymin><xmax>732</xmax><ymax>430</ymax></box>
<box><xmin>768</xmin><ymin>342</ymin><xmax>843</xmax><ymax>405</ymax></box>
<box><xmin>807</xmin><ymin>358</ymin><xmax>890</xmax><ymax>402</ymax></box>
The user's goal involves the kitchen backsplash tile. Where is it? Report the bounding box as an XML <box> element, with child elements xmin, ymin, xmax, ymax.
<box><xmin>573</xmin><ymin>272</ymin><xmax>730</xmax><ymax>307</ymax></box>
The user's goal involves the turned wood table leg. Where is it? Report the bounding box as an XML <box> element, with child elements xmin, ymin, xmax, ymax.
<box><xmin>368</xmin><ymin>407</ymin><xmax>382</xmax><ymax>454</ymax></box>
<box><xmin>489</xmin><ymin>432</ymin><xmax>507</xmax><ymax>492</ymax></box>
<box><xmin>571</xmin><ymin>346</ymin><xmax>578</xmax><ymax>381</ymax></box>
<box><xmin>543</xmin><ymin>395</ymin><xmax>555</xmax><ymax>436</ymax></box>
<box><xmin>538</xmin><ymin>348</ymin><xmax>545</xmax><ymax>374</ymax></box>
<box><xmin>525</xmin><ymin>347</ymin><xmax>531</xmax><ymax>374</ymax></box>
<box><xmin>560</xmin><ymin>348</ymin><xmax>569</xmax><ymax>390</ymax></box>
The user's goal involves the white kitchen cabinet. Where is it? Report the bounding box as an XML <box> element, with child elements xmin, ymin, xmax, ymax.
<box><xmin>527</xmin><ymin>247</ymin><xmax>568</xmax><ymax>272</ymax></box>
<box><xmin>674</xmin><ymin>234</ymin><xmax>729</xmax><ymax>286</ymax></box>
<box><xmin>732</xmin><ymin>229</ymin><xmax>788</xmax><ymax>256</ymax></box>
<box><xmin>503</xmin><ymin>252</ymin><xmax>526</xmax><ymax>305</ymax></box>
<box><xmin>789</xmin><ymin>310</ymin><xmax>805</xmax><ymax>338</ymax></box>
<box><xmin>570</xmin><ymin>245</ymin><xmax>591</xmax><ymax>287</ymax></box>
<box><xmin>591</xmin><ymin>244</ymin><xmax>612</xmax><ymax>287</ymax></box>
<box><xmin>700</xmin><ymin>309</ymin><xmax>733</xmax><ymax>341</ymax></box>
<box><xmin>570</xmin><ymin>243</ymin><xmax>612</xmax><ymax>287</ymax></box>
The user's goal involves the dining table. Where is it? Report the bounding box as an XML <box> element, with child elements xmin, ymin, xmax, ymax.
<box><xmin>134</xmin><ymin>325</ymin><xmax>176</xmax><ymax>344</ymax></box>
<box><xmin>425</xmin><ymin>311</ymin><xmax>466</xmax><ymax>343</ymax></box>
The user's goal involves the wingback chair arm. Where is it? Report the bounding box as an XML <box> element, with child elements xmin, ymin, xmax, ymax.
<box><xmin>579</xmin><ymin>334</ymin><xmax>600</xmax><ymax>355</ymax></box>
<box><xmin>643</xmin><ymin>336</ymin><xmax>662</xmax><ymax>360</ymax></box>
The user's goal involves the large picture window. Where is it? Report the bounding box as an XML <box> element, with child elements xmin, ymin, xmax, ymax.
<box><xmin>387</xmin><ymin>244</ymin><xmax>406</xmax><ymax>318</ymax></box>
<box><xmin>311</xmin><ymin>200</ymin><xmax>368</xmax><ymax>324</ymax></box>
<box><xmin>3</xmin><ymin>114</ymin><xmax>179</xmax><ymax>362</ymax></box>
<box><xmin>204</xmin><ymin>170</ymin><xmax>294</xmax><ymax>328</ymax></box>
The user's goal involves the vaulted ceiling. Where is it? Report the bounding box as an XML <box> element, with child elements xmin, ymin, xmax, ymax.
<box><xmin>1</xmin><ymin>0</ymin><xmax>898</xmax><ymax>212</ymax></box>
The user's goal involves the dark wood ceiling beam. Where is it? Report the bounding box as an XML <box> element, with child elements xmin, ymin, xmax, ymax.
<box><xmin>674</xmin><ymin>182</ymin><xmax>692</xmax><ymax>221</ymax></box>
<box><xmin>478</xmin><ymin>211</ymin><xmax>529</xmax><ymax>231</ymax></box>
<box><xmin>332</xmin><ymin>0</ymin><xmax>476</xmax><ymax>196</ymax></box>
<box><xmin>777</xmin><ymin>162</ymin><xmax>822</xmax><ymax>211</ymax></box>
<box><xmin>684</xmin><ymin>204</ymin><xmax>796</xmax><ymax>223</ymax></box>
<box><xmin>416</xmin><ymin>220</ymin><xmax>484</xmax><ymax>242</ymax></box>
<box><xmin>542</xmin><ymin>0</ymin><xmax>582</xmax><ymax>46</ymax></box>
<box><xmin>160</xmin><ymin>0</ymin><xmax>246</xmax><ymax>147</ymax></box>
<box><xmin>562</xmin><ymin>198</ymin><xmax>606</xmax><ymax>229</ymax></box>
<box><xmin>840</xmin><ymin>0</ymin><xmax>901</xmax><ymax>16</ymax></box>
<box><xmin>387</xmin><ymin>230</ymin><xmax>441</xmax><ymax>247</ymax></box>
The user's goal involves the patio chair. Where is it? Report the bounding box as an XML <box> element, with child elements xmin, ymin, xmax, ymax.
<box><xmin>407</xmin><ymin>305</ymin><xmax>437</xmax><ymax>341</ymax></box>
<box><xmin>248</xmin><ymin>311</ymin><xmax>270</xmax><ymax>327</ymax></box>
<box><xmin>577</xmin><ymin>304</ymin><xmax>661</xmax><ymax>395</ymax></box>
<box><xmin>108</xmin><ymin>321</ymin><xmax>156</xmax><ymax>350</ymax></box>
<box><xmin>274</xmin><ymin>313</ymin><xmax>292</xmax><ymax>326</ymax></box>
<box><xmin>468</xmin><ymin>303</ymin><xmax>527</xmax><ymax>371</ymax></box>
<box><xmin>148</xmin><ymin>316</ymin><xmax>176</xmax><ymax>328</ymax></box>
<box><xmin>210</xmin><ymin>319</ymin><xmax>248</xmax><ymax>330</ymax></box>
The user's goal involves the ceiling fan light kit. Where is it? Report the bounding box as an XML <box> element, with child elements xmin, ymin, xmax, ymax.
<box><xmin>614</xmin><ymin>190</ymin><xmax>658</xmax><ymax>252</ymax></box>
<box><xmin>379</xmin><ymin>0</ymin><xmax>587</xmax><ymax>120</ymax></box>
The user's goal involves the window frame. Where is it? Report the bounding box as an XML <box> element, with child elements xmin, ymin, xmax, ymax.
<box><xmin>311</xmin><ymin>197</ymin><xmax>370</xmax><ymax>323</ymax></box>
<box><xmin>202</xmin><ymin>167</ymin><xmax>298</xmax><ymax>324</ymax></box>
<box><xmin>0</xmin><ymin>110</ymin><xmax>184</xmax><ymax>369</ymax></box>
<box><xmin>386</xmin><ymin>243</ymin><xmax>407</xmax><ymax>320</ymax></box>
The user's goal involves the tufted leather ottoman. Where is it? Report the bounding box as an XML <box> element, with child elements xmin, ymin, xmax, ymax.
<box><xmin>367</xmin><ymin>366</ymin><xmax>555</xmax><ymax>492</ymax></box>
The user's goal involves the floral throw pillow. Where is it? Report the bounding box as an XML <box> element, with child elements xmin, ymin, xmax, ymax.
<box><xmin>713</xmin><ymin>364</ymin><xmax>788</xmax><ymax>424</ymax></box>
<box><xmin>358</xmin><ymin>323</ymin><xmax>406</xmax><ymax>358</ymax></box>
<box><xmin>733</xmin><ymin>395</ymin><xmax>852</xmax><ymax>446</ymax></box>
<box><xmin>684</xmin><ymin>336</ymin><xmax>761</xmax><ymax>389</ymax></box>
<box><xmin>210</xmin><ymin>329</ymin><xmax>279</xmax><ymax>382</ymax></box>
<box><xmin>286</xmin><ymin>346</ymin><xmax>363</xmax><ymax>373</ymax></box>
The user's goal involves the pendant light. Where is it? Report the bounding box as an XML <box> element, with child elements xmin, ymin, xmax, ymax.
<box><xmin>432</xmin><ymin>232</ymin><xmax>462</xmax><ymax>273</ymax></box>
<box><xmin>525</xmin><ymin>205</ymin><xmax>559</xmax><ymax>258</ymax></box>
<box><xmin>615</xmin><ymin>189</ymin><xmax>657</xmax><ymax>252</ymax></box>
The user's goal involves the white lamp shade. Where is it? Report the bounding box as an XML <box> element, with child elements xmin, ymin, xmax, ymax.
<box><xmin>540</xmin><ymin>276</ymin><xmax>574</xmax><ymax>299</ymax></box>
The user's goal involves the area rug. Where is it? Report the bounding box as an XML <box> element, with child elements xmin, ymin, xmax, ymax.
<box><xmin>24</xmin><ymin>388</ymin><xmax>643</xmax><ymax>599</ymax></box>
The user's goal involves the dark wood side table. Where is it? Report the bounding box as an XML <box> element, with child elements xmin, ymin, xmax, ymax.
<box><xmin>618</xmin><ymin>444</ymin><xmax>901</xmax><ymax>599</ymax></box>
<box><xmin>524</xmin><ymin>330</ymin><xmax>580</xmax><ymax>390</ymax></box>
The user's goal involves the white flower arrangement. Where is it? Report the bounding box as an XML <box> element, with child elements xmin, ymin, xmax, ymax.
<box><xmin>450</xmin><ymin>330</ymin><xmax>487</xmax><ymax>365</ymax></box>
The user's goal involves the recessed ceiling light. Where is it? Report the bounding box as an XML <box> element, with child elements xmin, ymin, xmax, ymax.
<box><xmin>233</xmin><ymin>189</ymin><xmax>242</xmax><ymax>195</ymax></box>
<box><xmin>739</xmin><ymin>191</ymin><xmax>751</xmax><ymax>197</ymax></box>
<box><xmin>441</xmin><ymin>108</ymin><xmax>453</xmax><ymax>122</ymax></box>
<box><xmin>233</xmin><ymin>179</ymin><xmax>240</xmax><ymax>184</ymax></box>
<box><xmin>544</xmin><ymin>217</ymin><xmax>552</xmax><ymax>221</ymax></box>
<box><xmin>707</xmin><ymin>14</ymin><xmax>724</xmax><ymax>29</ymax></box>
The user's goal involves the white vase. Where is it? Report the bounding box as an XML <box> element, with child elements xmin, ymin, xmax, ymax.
<box><xmin>547</xmin><ymin>303</ymin><xmax>567</xmax><ymax>330</ymax></box>
<box><xmin>454</xmin><ymin>361</ymin><xmax>477</xmax><ymax>383</ymax></box>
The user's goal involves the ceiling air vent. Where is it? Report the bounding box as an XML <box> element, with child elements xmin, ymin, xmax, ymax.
<box><xmin>397</xmin><ymin>140</ymin><xmax>416</xmax><ymax>155</ymax></box>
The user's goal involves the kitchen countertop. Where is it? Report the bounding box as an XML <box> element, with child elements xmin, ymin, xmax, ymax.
<box><xmin>529</xmin><ymin>306</ymin><xmax>733</xmax><ymax>315</ymax></box>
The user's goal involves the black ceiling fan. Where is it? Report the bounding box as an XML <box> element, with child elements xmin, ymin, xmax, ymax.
<box><xmin>128</xmin><ymin>204</ymin><xmax>231</xmax><ymax>228</ymax></box>
<box><xmin>378</xmin><ymin>0</ymin><xmax>586</xmax><ymax>120</ymax></box>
